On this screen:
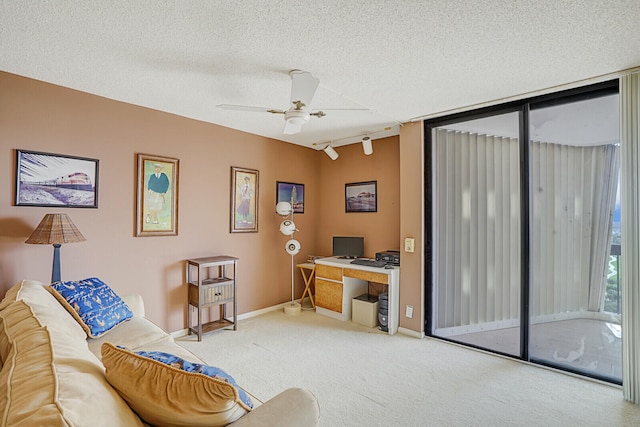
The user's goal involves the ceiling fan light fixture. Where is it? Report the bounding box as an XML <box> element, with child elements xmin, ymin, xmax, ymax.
<box><xmin>216</xmin><ymin>71</ymin><xmax>372</xmax><ymax>136</ymax></box>
<box><xmin>323</xmin><ymin>145</ymin><xmax>339</xmax><ymax>161</ymax></box>
<box><xmin>284</xmin><ymin>110</ymin><xmax>311</xmax><ymax>126</ymax></box>
<box><xmin>362</xmin><ymin>136</ymin><xmax>373</xmax><ymax>155</ymax></box>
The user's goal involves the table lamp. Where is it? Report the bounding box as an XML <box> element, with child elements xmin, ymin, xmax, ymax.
<box><xmin>25</xmin><ymin>213</ymin><xmax>86</xmax><ymax>283</ymax></box>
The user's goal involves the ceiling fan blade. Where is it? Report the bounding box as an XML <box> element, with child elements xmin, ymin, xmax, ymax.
<box><xmin>315</xmin><ymin>108</ymin><xmax>372</xmax><ymax>112</ymax></box>
<box><xmin>289</xmin><ymin>71</ymin><xmax>319</xmax><ymax>107</ymax></box>
<box><xmin>217</xmin><ymin>104</ymin><xmax>285</xmax><ymax>114</ymax></box>
<box><xmin>283</xmin><ymin>120</ymin><xmax>303</xmax><ymax>135</ymax></box>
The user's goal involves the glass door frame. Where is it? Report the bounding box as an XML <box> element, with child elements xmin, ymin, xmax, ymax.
<box><xmin>423</xmin><ymin>79</ymin><xmax>620</xmax><ymax>383</ymax></box>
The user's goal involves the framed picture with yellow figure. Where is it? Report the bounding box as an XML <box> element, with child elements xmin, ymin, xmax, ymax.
<box><xmin>136</xmin><ymin>153</ymin><xmax>179</xmax><ymax>236</ymax></box>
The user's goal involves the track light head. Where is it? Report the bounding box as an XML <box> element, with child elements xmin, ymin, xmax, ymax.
<box><xmin>323</xmin><ymin>145</ymin><xmax>339</xmax><ymax>160</ymax></box>
<box><xmin>362</xmin><ymin>136</ymin><xmax>373</xmax><ymax>155</ymax></box>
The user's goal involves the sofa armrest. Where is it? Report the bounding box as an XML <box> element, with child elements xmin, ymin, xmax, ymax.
<box><xmin>121</xmin><ymin>294</ymin><xmax>145</xmax><ymax>318</ymax></box>
<box><xmin>229</xmin><ymin>388</ymin><xmax>319</xmax><ymax>427</ymax></box>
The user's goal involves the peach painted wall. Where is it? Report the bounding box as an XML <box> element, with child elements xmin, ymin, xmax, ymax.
<box><xmin>399</xmin><ymin>122</ymin><xmax>424</xmax><ymax>333</ymax></box>
<box><xmin>0</xmin><ymin>72</ymin><xmax>323</xmax><ymax>332</ymax></box>
<box><xmin>0</xmin><ymin>72</ymin><xmax>425</xmax><ymax>335</ymax></box>
<box><xmin>314</xmin><ymin>138</ymin><xmax>401</xmax><ymax>259</ymax></box>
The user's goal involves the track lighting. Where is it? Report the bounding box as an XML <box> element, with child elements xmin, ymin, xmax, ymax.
<box><xmin>323</xmin><ymin>145</ymin><xmax>339</xmax><ymax>160</ymax></box>
<box><xmin>362</xmin><ymin>136</ymin><xmax>373</xmax><ymax>155</ymax></box>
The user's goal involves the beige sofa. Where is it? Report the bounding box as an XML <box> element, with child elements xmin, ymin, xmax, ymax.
<box><xmin>0</xmin><ymin>280</ymin><xmax>319</xmax><ymax>426</ymax></box>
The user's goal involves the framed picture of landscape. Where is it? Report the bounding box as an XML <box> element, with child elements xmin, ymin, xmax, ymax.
<box><xmin>345</xmin><ymin>180</ymin><xmax>377</xmax><ymax>213</ymax></box>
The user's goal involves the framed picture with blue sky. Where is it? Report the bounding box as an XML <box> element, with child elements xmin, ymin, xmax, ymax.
<box><xmin>276</xmin><ymin>181</ymin><xmax>304</xmax><ymax>214</ymax></box>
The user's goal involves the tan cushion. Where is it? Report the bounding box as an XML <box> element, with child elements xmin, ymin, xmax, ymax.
<box><xmin>0</xmin><ymin>280</ymin><xmax>87</xmax><ymax>363</ymax></box>
<box><xmin>0</xmin><ymin>280</ymin><xmax>86</xmax><ymax>338</ymax></box>
<box><xmin>130</xmin><ymin>338</ymin><xmax>207</xmax><ymax>364</ymax></box>
<box><xmin>87</xmin><ymin>316</ymin><xmax>171</xmax><ymax>360</ymax></box>
<box><xmin>0</xmin><ymin>280</ymin><xmax>87</xmax><ymax>367</ymax></box>
<box><xmin>0</xmin><ymin>300</ymin><xmax>144</xmax><ymax>427</ymax></box>
<box><xmin>229</xmin><ymin>388</ymin><xmax>320</xmax><ymax>427</ymax></box>
<box><xmin>120</xmin><ymin>294</ymin><xmax>145</xmax><ymax>317</ymax></box>
<box><xmin>102</xmin><ymin>343</ymin><xmax>250</xmax><ymax>427</ymax></box>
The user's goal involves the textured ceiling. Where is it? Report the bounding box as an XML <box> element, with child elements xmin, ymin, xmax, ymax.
<box><xmin>2</xmin><ymin>1</ymin><xmax>640</xmax><ymax>149</ymax></box>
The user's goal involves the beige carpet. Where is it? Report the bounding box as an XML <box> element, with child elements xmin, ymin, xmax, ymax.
<box><xmin>177</xmin><ymin>309</ymin><xmax>640</xmax><ymax>426</ymax></box>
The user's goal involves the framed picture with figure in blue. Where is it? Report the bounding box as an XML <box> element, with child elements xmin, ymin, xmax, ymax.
<box><xmin>136</xmin><ymin>153</ymin><xmax>179</xmax><ymax>237</ymax></box>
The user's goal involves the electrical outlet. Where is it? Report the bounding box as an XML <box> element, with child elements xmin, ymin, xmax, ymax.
<box><xmin>405</xmin><ymin>305</ymin><xmax>413</xmax><ymax>318</ymax></box>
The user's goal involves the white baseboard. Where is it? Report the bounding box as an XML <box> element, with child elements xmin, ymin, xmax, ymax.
<box><xmin>171</xmin><ymin>301</ymin><xmax>290</xmax><ymax>339</ymax></box>
<box><xmin>237</xmin><ymin>302</ymin><xmax>290</xmax><ymax>321</ymax></box>
<box><xmin>171</xmin><ymin>329</ymin><xmax>189</xmax><ymax>339</ymax></box>
<box><xmin>172</xmin><ymin>299</ymin><xmax>426</xmax><ymax>340</ymax></box>
<box><xmin>398</xmin><ymin>326</ymin><xmax>424</xmax><ymax>339</ymax></box>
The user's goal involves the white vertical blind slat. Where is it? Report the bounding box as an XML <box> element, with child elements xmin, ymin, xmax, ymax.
<box><xmin>494</xmin><ymin>135</ymin><xmax>505</xmax><ymax>321</ymax></box>
<box><xmin>454</xmin><ymin>132</ymin><xmax>463</xmax><ymax>325</ymax></box>
<box><xmin>470</xmin><ymin>138</ymin><xmax>479</xmax><ymax>324</ymax></box>
<box><xmin>477</xmin><ymin>135</ymin><xmax>488</xmax><ymax>323</ymax></box>
<box><xmin>580</xmin><ymin>148</ymin><xmax>593</xmax><ymax>307</ymax></box>
<box><xmin>438</xmin><ymin>130</ymin><xmax>452</xmax><ymax>327</ymax></box>
<box><xmin>510</xmin><ymin>140</ymin><xmax>522</xmax><ymax>318</ymax></box>
<box><xmin>620</xmin><ymin>72</ymin><xmax>640</xmax><ymax>403</ymax></box>
<box><xmin>461</xmin><ymin>132</ymin><xmax>471</xmax><ymax>326</ymax></box>
<box><xmin>486</xmin><ymin>135</ymin><xmax>497</xmax><ymax>321</ymax></box>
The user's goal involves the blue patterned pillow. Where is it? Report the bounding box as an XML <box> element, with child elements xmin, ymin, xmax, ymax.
<box><xmin>50</xmin><ymin>278</ymin><xmax>133</xmax><ymax>338</ymax></box>
<box><xmin>135</xmin><ymin>349</ymin><xmax>253</xmax><ymax>409</ymax></box>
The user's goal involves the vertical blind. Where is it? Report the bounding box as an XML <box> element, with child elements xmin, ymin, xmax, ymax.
<box><xmin>620</xmin><ymin>71</ymin><xmax>640</xmax><ymax>403</ymax></box>
<box><xmin>432</xmin><ymin>129</ymin><xmax>521</xmax><ymax>334</ymax></box>
<box><xmin>529</xmin><ymin>141</ymin><xmax>619</xmax><ymax>317</ymax></box>
<box><xmin>433</xmin><ymin>129</ymin><xmax>618</xmax><ymax>336</ymax></box>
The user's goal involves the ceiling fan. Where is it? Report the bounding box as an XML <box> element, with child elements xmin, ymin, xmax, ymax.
<box><xmin>217</xmin><ymin>70</ymin><xmax>368</xmax><ymax>135</ymax></box>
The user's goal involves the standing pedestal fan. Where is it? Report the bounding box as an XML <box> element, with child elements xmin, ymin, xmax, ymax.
<box><xmin>276</xmin><ymin>199</ymin><xmax>301</xmax><ymax>315</ymax></box>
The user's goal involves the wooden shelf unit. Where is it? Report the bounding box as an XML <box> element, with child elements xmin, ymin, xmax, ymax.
<box><xmin>187</xmin><ymin>256</ymin><xmax>238</xmax><ymax>341</ymax></box>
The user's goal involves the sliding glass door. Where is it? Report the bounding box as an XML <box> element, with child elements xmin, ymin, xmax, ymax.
<box><xmin>429</xmin><ymin>111</ymin><xmax>522</xmax><ymax>356</ymax></box>
<box><xmin>528</xmin><ymin>93</ymin><xmax>621</xmax><ymax>382</ymax></box>
<box><xmin>426</xmin><ymin>81</ymin><xmax>622</xmax><ymax>383</ymax></box>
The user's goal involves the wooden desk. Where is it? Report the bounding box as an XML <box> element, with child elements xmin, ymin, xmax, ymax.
<box><xmin>314</xmin><ymin>257</ymin><xmax>400</xmax><ymax>335</ymax></box>
<box><xmin>297</xmin><ymin>263</ymin><xmax>316</xmax><ymax>308</ymax></box>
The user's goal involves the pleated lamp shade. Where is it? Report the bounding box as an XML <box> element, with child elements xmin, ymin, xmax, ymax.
<box><xmin>25</xmin><ymin>214</ymin><xmax>86</xmax><ymax>244</ymax></box>
<box><xmin>25</xmin><ymin>214</ymin><xmax>86</xmax><ymax>283</ymax></box>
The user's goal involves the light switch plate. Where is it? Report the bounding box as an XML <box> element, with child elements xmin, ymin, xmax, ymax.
<box><xmin>406</xmin><ymin>305</ymin><xmax>413</xmax><ymax>318</ymax></box>
<box><xmin>404</xmin><ymin>237</ymin><xmax>415</xmax><ymax>253</ymax></box>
